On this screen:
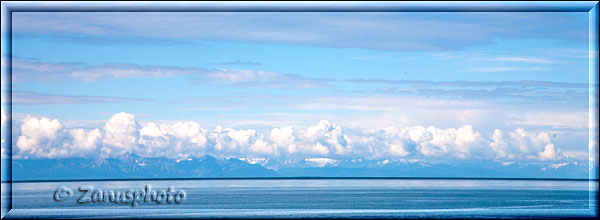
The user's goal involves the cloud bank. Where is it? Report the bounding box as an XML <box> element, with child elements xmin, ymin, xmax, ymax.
<box><xmin>12</xmin><ymin>112</ymin><xmax>577</xmax><ymax>164</ymax></box>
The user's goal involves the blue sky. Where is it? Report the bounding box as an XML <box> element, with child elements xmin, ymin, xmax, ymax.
<box><xmin>0</xmin><ymin>11</ymin><xmax>594</xmax><ymax>169</ymax></box>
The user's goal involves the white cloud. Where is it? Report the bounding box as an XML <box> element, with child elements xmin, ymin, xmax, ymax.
<box><xmin>69</xmin><ymin>63</ymin><xmax>197</xmax><ymax>81</ymax></box>
<box><xmin>138</xmin><ymin>121</ymin><xmax>209</xmax><ymax>158</ymax></box>
<box><xmin>16</xmin><ymin>115</ymin><xmax>68</xmax><ymax>158</ymax></box>
<box><xmin>311</xmin><ymin>142</ymin><xmax>330</xmax><ymax>155</ymax></box>
<box><xmin>455</xmin><ymin>125</ymin><xmax>487</xmax><ymax>158</ymax></box>
<box><xmin>205</xmin><ymin>69</ymin><xmax>280</xmax><ymax>83</ymax></box>
<box><xmin>395</xmin><ymin>125</ymin><xmax>488</xmax><ymax>159</ymax></box>
<box><xmin>538</xmin><ymin>143</ymin><xmax>559</xmax><ymax>161</ymax></box>
<box><xmin>227</xmin><ymin>128</ymin><xmax>256</xmax><ymax>148</ymax></box>
<box><xmin>167</xmin><ymin>121</ymin><xmax>208</xmax><ymax>147</ymax></box>
<box><xmin>195</xmin><ymin>68</ymin><xmax>330</xmax><ymax>89</ymax></box>
<box><xmin>490</xmin><ymin>129</ymin><xmax>509</xmax><ymax>158</ymax></box>
<box><xmin>12</xmin><ymin>59</ymin><xmax>330</xmax><ymax>89</ymax></box>
<box><xmin>138</xmin><ymin>122</ymin><xmax>170</xmax><ymax>150</ymax></box>
<box><xmin>352</xmin><ymin>125</ymin><xmax>488</xmax><ymax>160</ymax></box>
<box><xmin>489</xmin><ymin>128</ymin><xmax>564</xmax><ymax>161</ymax></box>
<box><xmin>11</xmin><ymin>112</ymin><xmax>572</xmax><ymax>164</ymax></box>
<box><xmin>101</xmin><ymin>112</ymin><xmax>140</xmax><ymax>157</ymax></box>
<box><xmin>301</xmin><ymin>120</ymin><xmax>351</xmax><ymax>156</ymax></box>
<box><xmin>488</xmin><ymin>56</ymin><xmax>554</xmax><ymax>63</ymax></box>
<box><xmin>250</xmin><ymin>139</ymin><xmax>273</xmax><ymax>154</ymax></box>
<box><xmin>12</xmin><ymin>60</ymin><xmax>200</xmax><ymax>82</ymax></box>
<box><xmin>139</xmin><ymin>122</ymin><xmax>165</xmax><ymax>137</ymax></box>
<box><xmin>20</xmin><ymin>115</ymin><xmax>63</xmax><ymax>140</ymax></box>
<box><xmin>356</xmin><ymin>127</ymin><xmax>412</xmax><ymax>158</ymax></box>
<box><xmin>270</xmin><ymin>126</ymin><xmax>296</xmax><ymax>154</ymax></box>
<box><xmin>465</xmin><ymin>67</ymin><xmax>547</xmax><ymax>72</ymax></box>
<box><xmin>69</xmin><ymin>128</ymin><xmax>102</xmax><ymax>156</ymax></box>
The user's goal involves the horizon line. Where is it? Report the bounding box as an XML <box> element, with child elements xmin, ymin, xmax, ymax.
<box><xmin>3</xmin><ymin>176</ymin><xmax>598</xmax><ymax>184</ymax></box>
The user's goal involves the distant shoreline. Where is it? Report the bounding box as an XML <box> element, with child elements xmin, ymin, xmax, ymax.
<box><xmin>4</xmin><ymin>176</ymin><xmax>598</xmax><ymax>183</ymax></box>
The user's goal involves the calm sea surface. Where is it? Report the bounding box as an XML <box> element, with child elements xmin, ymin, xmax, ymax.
<box><xmin>3</xmin><ymin>179</ymin><xmax>598</xmax><ymax>219</ymax></box>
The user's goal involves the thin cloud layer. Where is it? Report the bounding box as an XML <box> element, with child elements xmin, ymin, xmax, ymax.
<box><xmin>12</xmin><ymin>59</ymin><xmax>200</xmax><ymax>82</ymax></box>
<box><xmin>12</xmin><ymin>12</ymin><xmax>588</xmax><ymax>51</ymax></box>
<box><xmin>11</xmin><ymin>59</ymin><xmax>330</xmax><ymax>89</ymax></box>
<box><xmin>464</xmin><ymin>67</ymin><xmax>547</xmax><ymax>72</ymax></box>
<box><xmin>487</xmin><ymin>56</ymin><xmax>554</xmax><ymax>64</ymax></box>
<box><xmin>10</xmin><ymin>91</ymin><xmax>150</xmax><ymax>105</ymax></box>
<box><xmin>12</xmin><ymin>112</ymin><xmax>574</xmax><ymax>164</ymax></box>
<box><xmin>10</xmin><ymin>59</ymin><xmax>587</xmax><ymax>104</ymax></box>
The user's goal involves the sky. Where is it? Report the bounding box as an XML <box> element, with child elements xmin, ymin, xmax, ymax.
<box><xmin>0</xmin><ymin>11</ymin><xmax>595</xmax><ymax>169</ymax></box>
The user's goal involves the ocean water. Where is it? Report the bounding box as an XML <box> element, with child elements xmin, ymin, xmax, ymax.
<box><xmin>3</xmin><ymin>179</ymin><xmax>598</xmax><ymax>219</ymax></box>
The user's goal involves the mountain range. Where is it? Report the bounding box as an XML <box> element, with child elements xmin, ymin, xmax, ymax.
<box><xmin>4</xmin><ymin>154</ymin><xmax>591</xmax><ymax>181</ymax></box>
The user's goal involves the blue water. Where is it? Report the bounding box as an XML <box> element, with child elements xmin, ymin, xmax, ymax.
<box><xmin>3</xmin><ymin>179</ymin><xmax>598</xmax><ymax>218</ymax></box>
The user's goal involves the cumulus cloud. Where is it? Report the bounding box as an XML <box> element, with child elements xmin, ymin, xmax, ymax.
<box><xmin>355</xmin><ymin>127</ymin><xmax>413</xmax><ymax>159</ymax></box>
<box><xmin>301</xmin><ymin>120</ymin><xmax>351</xmax><ymax>156</ymax></box>
<box><xmin>354</xmin><ymin>125</ymin><xmax>491</xmax><ymax>160</ymax></box>
<box><xmin>489</xmin><ymin>128</ymin><xmax>563</xmax><ymax>161</ymax></box>
<box><xmin>69</xmin><ymin>128</ymin><xmax>102</xmax><ymax>156</ymax></box>
<box><xmin>16</xmin><ymin>115</ymin><xmax>67</xmax><ymax>158</ymax></box>
<box><xmin>270</xmin><ymin>126</ymin><xmax>296</xmax><ymax>154</ymax></box>
<box><xmin>101</xmin><ymin>112</ymin><xmax>141</xmax><ymax>157</ymax></box>
<box><xmin>138</xmin><ymin>121</ymin><xmax>209</xmax><ymax>159</ymax></box>
<box><xmin>12</xmin><ymin>112</ymin><xmax>569</xmax><ymax>163</ymax></box>
<box><xmin>417</xmin><ymin>125</ymin><xmax>488</xmax><ymax>159</ymax></box>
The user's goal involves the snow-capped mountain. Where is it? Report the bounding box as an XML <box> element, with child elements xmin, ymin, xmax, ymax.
<box><xmin>6</xmin><ymin>155</ymin><xmax>590</xmax><ymax>181</ymax></box>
